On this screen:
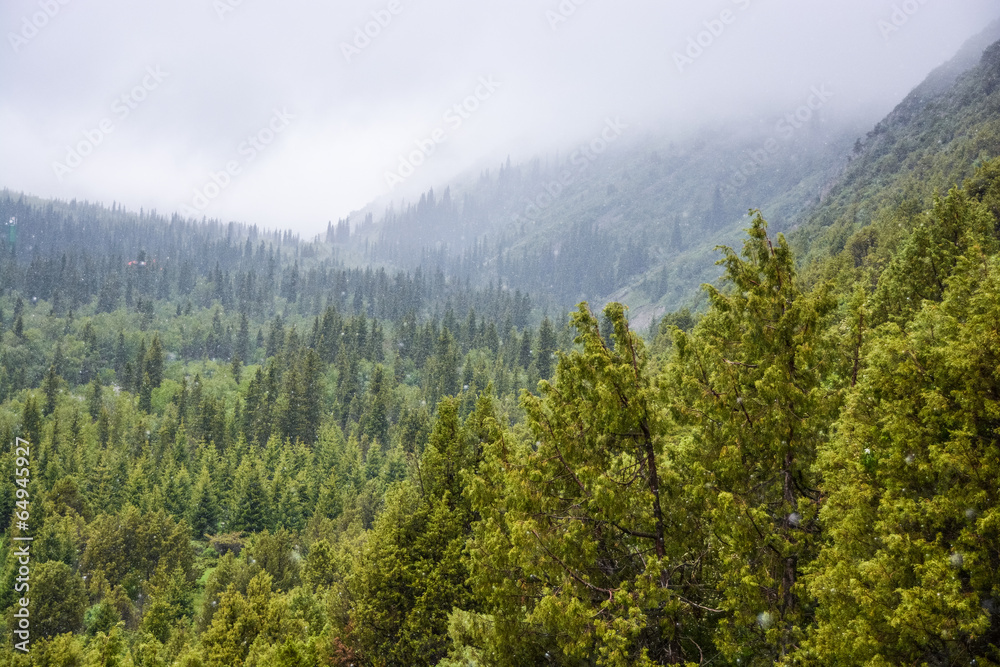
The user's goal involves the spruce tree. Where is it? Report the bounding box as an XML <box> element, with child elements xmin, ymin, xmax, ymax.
<box><xmin>189</xmin><ymin>466</ymin><xmax>220</xmax><ymax>539</ymax></box>
<box><xmin>230</xmin><ymin>460</ymin><xmax>271</xmax><ymax>534</ymax></box>
<box><xmin>42</xmin><ymin>364</ymin><xmax>59</xmax><ymax>416</ymax></box>
<box><xmin>145</xmin><ymin>334</ymin><xmax>165</xmax><ymax>389</ymax></box>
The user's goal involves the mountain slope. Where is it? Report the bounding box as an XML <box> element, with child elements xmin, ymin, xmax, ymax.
<box><xmin>336</xmin><ymin>22</ymin><xmax>1000</xmax><ymax>330</ymax></box>
<box><xmin>793</xmin><ymin>20</ymin><xmax>1000</xmax><ymax>264</ymax></box>
<box><xmin>338</xmin><ymin>112</ymin><xmax>857</xmax><ymax>327</ymax></box>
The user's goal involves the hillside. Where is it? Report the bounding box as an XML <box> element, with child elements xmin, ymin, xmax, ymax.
<box><xmin>334</xmin><ymin>21</ymin><xmax>1000</xmax><ymax>330</ymax></box>
<box><xmin>337</xmin><ymin>114</ymin><xmax>856</xmax><ymax>327</ymax></box>
<box><xmin>793</xmin><ymin>19</ymin><xmax>1000</xmax><ymax>264</ymax></box>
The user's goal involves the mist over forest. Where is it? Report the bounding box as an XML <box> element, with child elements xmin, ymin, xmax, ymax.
<box><xmin>2</xmin><ymin>2</ymin><xmax>1000</xmax><ymax>666</ymax></box>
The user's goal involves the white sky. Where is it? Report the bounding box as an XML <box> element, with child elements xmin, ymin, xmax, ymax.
<box><xmin>1</xmin><ymin>0</ymin><xmax>997</xmax><ymax>236</ymax></box>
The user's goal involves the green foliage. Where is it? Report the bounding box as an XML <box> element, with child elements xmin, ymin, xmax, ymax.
<box><xmin>81</xmin><ymin>507</ymin><xmax>194</xmax><ymax>591</ymax></box>
<box><xmin>4</xmin><ymin>47</ymin><xmax>1000</xmax><ymax>662</ymax></box>
<box><xmin>30</xmin><ymin>561</ymin><xmax>88</xmax><ymax>638</ymax></box>
<box><xmin>348</xmin><ymin>395</ymin><xmax>490</xmax><ymax>665</ymax></box>
<box><xmin>230</xmin><ymin>459</ymin><xmax>272</xmax><ymax>534</ymax></box>
<box><xmin>466</xmin><ymin>303</ymin><xmax>709</xmax><ymax>665</ymax></box>
<box><xmin>668</xmin><ymin>213</ymin><xmax>840</xmax><ymax>663</ymax></box>
<box><xmin>799</xmin><ymin>194</ymin><xmax>1000</xmax><ymax>665</ymax></box>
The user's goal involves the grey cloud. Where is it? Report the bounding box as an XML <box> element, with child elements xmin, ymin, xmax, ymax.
<box><xmin>1</xmin><ymin>0</ymin><xmax>997</xmax><ymax>233</ymax></box>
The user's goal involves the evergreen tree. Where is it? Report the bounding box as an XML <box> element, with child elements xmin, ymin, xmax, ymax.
<box><xmin>465</xmin><ymin>305</ymin><xmax>708</xmax><ymax>665</ymax></box>
<box><xmin>667</xmin><ymin>212</ymin><xmax>839</xmax><ymax>662</ymax></box>
<box><xmin>536</xmin><ymin>315</ymin><xmax>557</xmax><ymax>379</ymax></box>
<box><xmin>42</xmin><ymin>364</ymin><xmax>59</xmax><ymax>416</ymax></box>
<box><xmin>230</xmin><ymin>460</ymin><xmax>271</xmax><ymax>533</ymax></box>
<box><xmin>236</xmin><ymin>311</ymin><xmax>251</xmax><ymax>361</ymax></box>
<box><xmin>358</xmin><ymin>364</ymin><xmax>391</xmax><ymax>449</ymax></box>
<box><xmin>133</xmin><ymin>338</ymin><xmax>147</xmax><ymax>393</ymax></box>
<box><xmin>87</xmin><ymin>378</ymin><xmax>103</xmax><ymax>421</ymax></box>
<box><xmin>138</xmin><ymin>371</ymin><xmax>153</xmax><ymax>413</ymax></box>
<box><xmin>352</xmin><ymin>396</ymin><xmax>486</xmax><ymax>665</ymax></box>
<box><xmin>230</xmin><ymin>352</ymin><xmax>243</xmax><ymax>385</ymax></box>
<box><xmin>30</xmin><ymin>561</ymin><xmax>88</xmax><ymax>638</ymax></box>
<box><xmin>798</xmin><ymin>191</ymin><xmax>1000</xmax><ymax>666</ymax></box>
<box><xmin>21</xmin><ymin>395</ymin><xmax>43</xmax><ymax>445</ymax></box>
<box><xmin>145</xmin><ymin>333</ymin><xmax>165</xmax><ymax>389</ymax></box>
<box><xmin>114</xmin><ymin>331</ymin><xmax>128</xmax><ymax>383</ymax></box>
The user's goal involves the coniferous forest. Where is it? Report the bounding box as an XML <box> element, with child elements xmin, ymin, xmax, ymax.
<box><xmin>3</xmin><ymin>22</ymin><xmax>1000</xmax><ymax>667</ymax></box>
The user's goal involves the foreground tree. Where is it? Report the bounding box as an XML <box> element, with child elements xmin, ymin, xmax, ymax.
<box><xmin>464</xmin><ymin>302</ymin><xmax>713</xmax><ymax>666</ymax></box>
<box><xmin>667</xmin><ymin>212</ymin><xmax>839</xmax><ymax>663</ymax></box>
<box><xmin>350</xmin><ymin>396</ymin><xmax>488</xmax><ymax>665</ymax></box>
<box><xmin>799</xmin><ymin>192</ymin><xmax>1000</xmax><ymax>665</ymax></box>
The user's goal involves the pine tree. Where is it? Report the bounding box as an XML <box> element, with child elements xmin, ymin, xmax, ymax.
<box><xmin>298</xmin><ymin>348</ymin><xmax>323</xmax><ymax>444</ymax></box>
<box><xmin>536</xmin><ymin>315</ymin><xmax>557</xmax><ymax>379</ymax></box>
<box><xmin>114</xmin><ymin>331</ymin><xmax>128</xmax><ymax>383</ymax></box>
<box><xmin>236</xmin><ymin>312</ymin><xmax>251</xmax><ymax>361</ymax></box>
<box><xmin>21</xmin><ymin>395</ymin><xmax>43</xmax><ymax>445</ymax></box>
<box><xmin>351</xmin><ymin>396</ymin><xmax>487</xmax><ymax>665</ymax></box>
<box><xmin>231</xmin><ymin>353</ymin><xmax>243</xmax><ymax>385</ymax></box>
<box><xmin>87</xmin><ymin>378</ymin><xmax>103</xmax><ymax>421</ymax></box>
<box><xmin>243</xmin><ymin>366</ymin><xmax>271</xmax><ymax>447</ymax></box>
<box><xmin>230</xmin><ymin>460</ymin><xmax>271</xmax><ymax>533</ymax></box>
<box><xmin>358</xmin><ymin>364</ymin><xmax>390</xmax><ymax>449</ymax></box>
<box><xmin>133</xmin><ymin>338</ymin><xmax>147</xmax><ymax>393</ymax></box>
<box><xmin>138</xmin><ymin>371</ymin><xmax>153</xmax><ymax>413</ymax></box>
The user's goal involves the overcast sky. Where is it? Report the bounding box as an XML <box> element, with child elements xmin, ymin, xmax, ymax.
<box><xmin>1</xmin><ymin>0</ymin><xmax>997</xmax><ymax>236</ymax></box>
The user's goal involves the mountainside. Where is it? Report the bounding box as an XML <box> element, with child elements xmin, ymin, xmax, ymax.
<box><xmin>337</xmin><ymin>112</ymin><xmax>856</xmax><ymax>327</ymax></box>
<box><xmin>336</xmin><ymin>21</ymin><xmax>1000</xmax><ymax>329</ymax></box>
<box><xmin>794</xmin><ymin>19</ymin><xmax>1000</xmax><ymax>264</ymax></box>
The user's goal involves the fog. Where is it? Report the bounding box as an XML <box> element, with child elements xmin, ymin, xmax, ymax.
<box><xmin>1</xmin><ymin>0</ymin><xmax>997</xmax><ymax>235</ymax></box>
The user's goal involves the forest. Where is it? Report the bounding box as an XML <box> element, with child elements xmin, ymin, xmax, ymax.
<box><xmin>1</xmin><ymin>27</ymin><xmax>1000</xmax><ymax>667</ymax></box>
<box><xmin>0</xmin><ymin>155</ymin><xmax>998</xmax><ymax>664</ymax></box>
